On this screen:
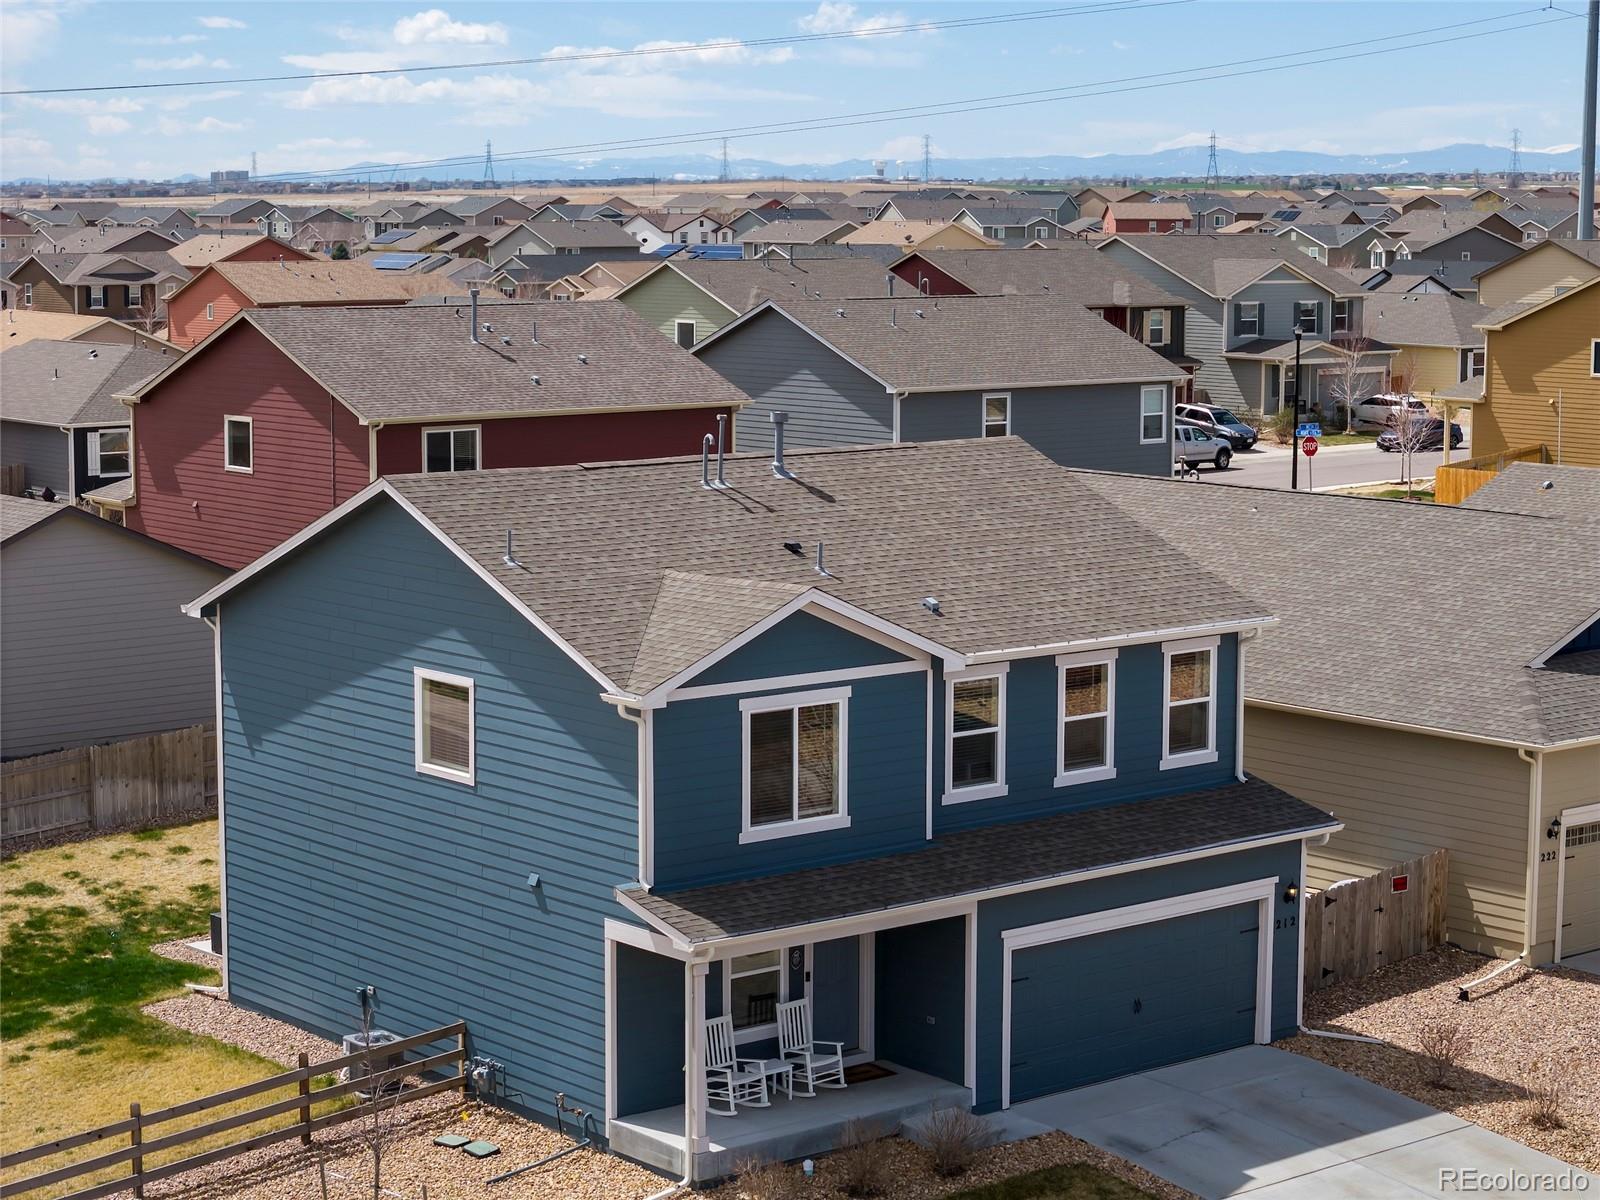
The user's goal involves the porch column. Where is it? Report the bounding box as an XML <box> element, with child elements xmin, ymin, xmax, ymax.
<box><xmin>683</xmin><ymin>959</ymin><xmax>710</xmax><ymax>1155</ymax></box>
<box><xmin>964</xmin><ymin>908</ymin><xmax>978</xmax><ymax>1094</ymax></box>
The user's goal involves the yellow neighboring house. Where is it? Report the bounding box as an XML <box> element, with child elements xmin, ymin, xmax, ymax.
<box><xmin>1359</xmin><ymin>292</ymin><xmax>1486</xmax><ymax>399</ymax></box>
<box><xmin>1474</xmin><ymin>239</ymin><xmax>1600</xmax><ymax>309</ymax></box>
<box><xmin>1474</xmin><ymin>275</ymin><xmax>1600</xmax><ymax>467</ymax></box>
<box><xmin>835</xmin><ymin>220</ymin><xmax>996</xmax><ymax>252</ymax></box>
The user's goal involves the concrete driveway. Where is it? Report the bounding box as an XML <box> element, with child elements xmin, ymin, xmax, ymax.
<box><xmin>1002</xmin><ymin>1046</ymin><xmax>1597</xmax><ymax>1198</ymax></box>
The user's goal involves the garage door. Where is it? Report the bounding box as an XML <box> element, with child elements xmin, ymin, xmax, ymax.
<box><xmin>1008</xmin><ymin>901</ymin><xmax>1261</xmax><ymax>1104</ymax></box>
<box><xmin>1562</xmin><ymin>820</ymin><xmax>1600</xmax><ymax>958</ymax></box>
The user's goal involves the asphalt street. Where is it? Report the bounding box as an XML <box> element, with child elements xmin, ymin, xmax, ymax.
<box><xmin>1200</xmin><ymin>438</ymin><xmax>1471</xmax><ymax>492</ymax></box>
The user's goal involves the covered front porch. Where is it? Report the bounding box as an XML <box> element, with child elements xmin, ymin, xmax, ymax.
<box><xmin>604</xmin><ymin>912</ymin><xmax>977</xmax><ymax>1183</ymax></box>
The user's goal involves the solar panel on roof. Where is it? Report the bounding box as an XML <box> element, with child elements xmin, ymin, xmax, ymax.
<box><xmin>372</xmin><ymin>230</ymin><xmax>412</xmax><ymax>245</ymax></box>
<box><xmin>371</xmin><ymin>253</ymin><xmax>428</xmax><ymax>270</ymax></box>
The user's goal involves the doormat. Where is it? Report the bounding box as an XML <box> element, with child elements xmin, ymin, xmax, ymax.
<box><xmin>844</xmin><ymin>1062</ymin><xmax>896</xmax><ymax>1085</ymax></box>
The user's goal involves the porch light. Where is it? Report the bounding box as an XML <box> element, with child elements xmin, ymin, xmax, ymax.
<box><xmin>1283</xmin><ymin>882</ymin><xmax>1299</xmax><ymax>905</ymax></box>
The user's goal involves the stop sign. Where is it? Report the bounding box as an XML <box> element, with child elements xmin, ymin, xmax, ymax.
<box><xmin>1302</xmin><ymin>435</ymin><xmax>1319</xmax><ymax>457</ymax></box>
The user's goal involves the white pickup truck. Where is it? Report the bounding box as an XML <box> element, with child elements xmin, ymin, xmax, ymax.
<box><xmin>1173</xmin><ymin>421</ymin><xmax>1233</xmax><ymax>472</ymax></box>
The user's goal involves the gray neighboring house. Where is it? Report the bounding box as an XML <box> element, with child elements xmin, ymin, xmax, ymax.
<box><xmin>488</xmin><ymin>219</ymin><xmax>640</xmax><ymax>261</ymax></box>
<box><xmin>0</xmin><ymin>339</ymin><xmax>180</xmax><ymax>500</ymax></box>
<box><xmin>739</xmin><ymin>219</ymin><xmax>859</xmax><ymax>258</ymax></box>
<box><xmin>694</xmin><ymin>294</ymin><xmax>1186</xmax><ymax>474</ymax></box>
<box><xmin>1097</xmin><ymin>234</ymin><xmax>1374</xmax><ymax>417</ymax></box>
<box><xmin>1</xmin><ymin>496</ymin><xmax>225</xmax><ymax>758</ymax></box>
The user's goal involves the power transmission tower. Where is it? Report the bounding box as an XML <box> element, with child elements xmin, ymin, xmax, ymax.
<box><xmin>719</xmin><ymin>138</ymin><xmax>730</xmax><ymax>183</ymax></box>
<box><xmin>922</xmin><ymin>133</ymin><xmax>932</xmax><ymax>183</ymax></box>
<box><xmin>1204</xmin><ymin>131</ymin><xmax>1221</xmax><ymax>188</ymax></box>
<box><xmin>250</xmin><ymin>150</ymin><xmax>257</xmax><ymax>180</ymax></box>
<box><xmin>1507</xmin><ymin>128</ymin><xmax>1523</xmax><ymax>188</ymax></box>
<box><xmin>482</xmin><ymin>140</ymin><xmax>496</xmax><ymax>188</ymax></box>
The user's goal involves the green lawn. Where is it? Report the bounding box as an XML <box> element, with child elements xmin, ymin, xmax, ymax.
<box><xmin>946</xmin><ymin>1164</ymin><xmax>1159</xmax><ymax>1199</ymax></box>
<box><xmin>1366</xmin><ymin>488</ymin><xmax>1436</xmax><ymax>503</ymax></box>
<box><xmin>1313</xmin><ymin>431</ymin><xmax>1378</xmax><ymax>447</ymax></box>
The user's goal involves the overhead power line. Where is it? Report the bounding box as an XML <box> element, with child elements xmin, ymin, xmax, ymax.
<box><xmin>0</xmin><ymin>1</ymin><xmax>1183</xmax><ymax>96</ymax></box>
<box><xmin>241</xmin><ymin>8</ymin><xmax>1577</xmax><ymax>184</ymax></box>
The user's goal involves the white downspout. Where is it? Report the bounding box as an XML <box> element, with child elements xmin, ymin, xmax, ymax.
<box><xmin>607</xmin><ymin>701</ymin><xmax>654</xmax><ymax>891</ymax></box>
<box><xmin>367</xmin><ymin>421</ymin><xmax>383</xmax><ymax>483</ymax></box>
<box><xmin>1459</xmin><ymin>745</ymin><xmax>1541</xmax><ymax>999</ymax></box>
<box><xmin>62</xmin><ymin>426</ymin><xmax>77</xmax><ymax>502</ymax></box>
<box><xmin>187</xmin><ymin>609</ymin><xmax>228</xmax><ymax>998</ymax></box>
<box><xmin>1235</xmin><ymin>628</ymin><xmax>1257</xmax><ymax>782</ymax></box>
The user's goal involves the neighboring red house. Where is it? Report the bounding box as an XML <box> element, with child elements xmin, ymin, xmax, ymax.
<box><xmin>165</xmin><ymin>234</ymin><xmax>312</xmax><ymax>277</ymax></box>
<box><xmin>1102</xmin><ymin>202</ymin><xmax>1194</xmax><ymax>235</ymax></box>
<box><xmin>101</xmin><ymin>300</ymin><xmax>750</xmax><ymax>568</ymax></box>
<box><xmin>165</xmin><ymin>260</ymin><xmax>428</xmax><ymax>349</ymax></box>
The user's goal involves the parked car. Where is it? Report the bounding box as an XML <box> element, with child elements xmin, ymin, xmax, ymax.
<box><xmin>1377</xmin><ymin>419</ymin><xmax>1464</xmax><ymax>452</ymax></box>
<box><xmin>1352</xmin><ymin>393</ymin><xmax>1430</xmax><ymax>430</ymax></box>
<box><xmin>1174</xmin><ymin>420</ymin><xmax>1233</xmax><ymax>470</ymax></box>
<box><xmin>1174</xmin><ymin>402</ymin><xmax>1258</xmax><ymax>449</ymax></box>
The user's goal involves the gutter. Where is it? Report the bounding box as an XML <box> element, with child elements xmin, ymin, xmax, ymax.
<box><xmin>367</xmin><ymin>421</ymin><xmax>383</xmax><ymax>483</ymax></box>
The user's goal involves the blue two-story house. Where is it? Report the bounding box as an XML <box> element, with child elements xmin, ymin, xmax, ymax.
<box><xmin>186</xmin><ymin>436</ymin><xmax>1339</xmax><ymax>1182</ymax></box>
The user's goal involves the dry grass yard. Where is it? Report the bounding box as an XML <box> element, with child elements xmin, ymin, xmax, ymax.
<box><xmin>1282</xmin><ymin>946</ymin><xmax>1600</xmax><ymax>1172</ymax></box>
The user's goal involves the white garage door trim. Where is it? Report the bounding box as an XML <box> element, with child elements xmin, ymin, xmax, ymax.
<box><xmin>999</xmin><ymin>876</ymin><xmax>1278</xmax><ymax>1109</ymax></box>
<box><xmin>1554</xmin><ymin>800</ymin><xmax>1600</xmax><ymax>964</ymax></box>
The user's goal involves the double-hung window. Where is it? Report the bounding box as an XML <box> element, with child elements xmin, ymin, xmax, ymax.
<box><xmin>1294</xmin><ymin>301</ymin><xmax>1320</xmax><ymax>335</ymax></box>
<box><xmin>983</xmin><ymin>393</ymin><xmax>1010</xmax><ymax>437</ymax></box>
<box><xmin>423</xmin><ymin>426</ymin><xmax>480</xmax><ymax>473</ymax></box>
<box><xmin>741</xmin><ymin>688</ymin><xmax>849</xmax><ymax>843</ymax></box>
<box><xmin>1235</xmin><ymin>301</ymin><xmax>1260</xmax><ymax>338</ymax></box>
<box><xmin>1590</xmin><ymin>339</ymin><xmax>1600</xmax><ymax>377</ymax></box>
<box><xmin>1056</xmin><ymin>650</ymin><xmax>1116</xmax><ymax>786</ymax></box>
<box><xmin>727</xmin><ymin>950</ymin><xmax>784</xmax><ymax>1034</ymax></box>
<box><xmin>223</xmin><ymin>416</ymin><xmax>252</xmax><ymax>473</ymax></box>
<box><xmin>1161</xmin><ymin>636</ymin><xmax>1219</xmax><ymax>769</ymax></box>
<box><xmin>944</xmin><ymin>665</ymin><xmax>1006</xmax><ymax>803</ymax></box>
<box><xmin>88</xmin><ymin>428</ymin><xmax>130</xmax><ymax>478</ymax></box>
<box><xmin>1144</xmin><ymin>309</ymin><xmax>1168</xmax><ymax>347</ymax></box>
<box><xmin>1139</xmin><ymin>385</ymin><xmax>1167</xmax><ymax>444</ymax></box>
<box><xmin>88</xmin><ymin>285</ymin><xmax>106</xmax><ymax>310</ymax></box>
<box><xmin>22</xmin><ymin>282</ymin><xmax>32</xmax><ymax>306</ymax></box>
<box><xmin>414</xmin><ymin>668</ymin><xmax>475</xmax><ymax>785</ymax></box>
<box><xmin>1332</xmin><ymin>299</ymin><xmax>1351</xmax><ymax>335</ymax></box>
<box><xmin>1461</xmin><ymin>348</ymin><xmax>1486</xmax><ymax>381</ymax></box>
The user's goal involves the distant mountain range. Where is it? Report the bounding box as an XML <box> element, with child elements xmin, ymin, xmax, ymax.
<box><xmin>5</xmin><ymin>142</ymin><xmax>1583</xmax><ymax>187</ymax></box>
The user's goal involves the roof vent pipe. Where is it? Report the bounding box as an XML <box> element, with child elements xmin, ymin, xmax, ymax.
<box><xmin>469</xmin><ymin>288</ymin><xmax>480</xmax><ymax>344</ymax></box>
<box><xmin>771</xmin><ymin>411</ymin><xmax>792</xmax><ymax>478</ymax></box>
<box><xmin>530</xmin><ymin>320</ymin><xmax>538</xmax><ymax>344</ymax></box>
<box><xmin>814</xmin><ymin>541</ymin><xmax>831</xmax><ymax>578</ymax></box>
<box><xmin>715</xmin><ymin>412</ymin><xmax>728</xmax><ymax>488</ymax></box>
<box><xmin>700</xmin><ymin>434</ymin><xmax>715</xmax><ymax>490</ymax></box>
<box><xmin>502</xmin><ymin>529</ymin><xmax>522</xmax><ymax>568</ymax></box>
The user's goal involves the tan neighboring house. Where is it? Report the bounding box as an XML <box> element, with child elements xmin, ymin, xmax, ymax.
<box><xmin>547</xmin><ymin>258</ymin><xmax>660</xmax><ymax>302</ymax></box>
<box><xmin>1473</xmin><ymin>275</ymin><xmax>1600</xmax><ymax>467</ymax></box>
<box><xmin>834</xmin><ymin>221</ymin><xmax>996</xmax><ymax>252</ymax></box>
<box><xmin>1074</xmin><ymin>471</ymin><xmax>1600</xmax><ymax>970</ymax></box>
<box><xmin>1360</xmin><ymin>292</ymin><xmax>1487</xmax><ymax>399</ymax></box>
<box><xmin>0</xmin><ymin>309</ymin><xmax>174</xmax><ymax>353</ymax></box>
<box><xmin>1474</xmin><ymin>238</ymin><xmax>1600</xmax><ymax>309</ymax></box>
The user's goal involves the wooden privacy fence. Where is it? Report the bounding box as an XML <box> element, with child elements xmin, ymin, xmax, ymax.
<box><xmin>0</xmin><ymin>464</ymin><xmax>24</xmax><ymax>497</ymax></box>
<box><xmin>0</xmin><ymin>1022</ymin><xmax>467</xmax><ymax>1200</ymax></box>
<box><xmin>1434</xmin><ymin>442</ymin><xmax>1549</xmax><ymax>505</ymax></box>
<box><xmin>1303</xmin><ymin>849</ymin><xmax>1448</xmax><ymax>992</ymax></box>
<box><xmin>1</xmin><ymin>725</ymin><xmax>216</xmax><ymax>843</ymax></box>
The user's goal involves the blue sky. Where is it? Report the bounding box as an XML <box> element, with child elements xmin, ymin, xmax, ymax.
<box><xmin>0</xmin><ymin>1</ymin><xmax>1588</xmax><ymax>180</ymax></box>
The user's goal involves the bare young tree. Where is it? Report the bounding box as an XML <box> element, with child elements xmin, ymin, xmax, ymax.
<box><xmin>1329</xmin><ymin>333</ymin><xmax>1380</xmax><ymax>434</ymax></box>
<box><xmin>349</xmin><ymin>991</ymin><xmax>410</xmax><ymax>1200</ymax></box>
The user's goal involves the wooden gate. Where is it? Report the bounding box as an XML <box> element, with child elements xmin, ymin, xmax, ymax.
<box><xmin>1302</xmin><ymin>849</ymin><xmax>1448</xmax><ymax>992</ymax></box>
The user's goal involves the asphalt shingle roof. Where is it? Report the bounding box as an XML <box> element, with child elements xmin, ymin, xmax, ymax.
<box><xmin>902</xmin><ymin>246</ymin><xmax>1184</xmax><ymax>309</ymax></box>
<box><xmin>0</xmin><ymin>494</ymin><xmax>66</xmax><ymax>542</ymax></box>
<box><xmin>740</xmin><ymin>219</ymin><xmax>857</xmax><ymax>244</ymax></box>
<box><xmin>1103</xmin><ymin>234</ymin><xmax>1364</xmax><ymax>298</ymax></box>
<box><xmin>622</xmin><ymin>777</ymin><xmax>1336</xmax><ymax>941</ymax></box>
<box><xmin>663</xmin><ymin>256</ymin><xmax>908</xmax><ymax>311</ymax></box>
<box><xmin>1459</xmin><ymin>463</ymin><xmax>1600</xmax><ymax>522</ymax></box>
<box><xmin>1072</xmin><ymin>471</ymin><xmax>1600</xmax><ymax>746</ymax></box>
<box><xmin>198</xmin><ymin>260</ymin><xmax>428</xmax><ymax>304</ymax></box>
<box><xmin>234</xmin><ymin>300</ymin><xmax>750</xmax><ymax>423</ymax></box>
<box><xmin>524</xmin><ymin>220</ymin><xmax>640</xmax><ymax>251</ymax></box>
<box><xmin>380</xmin><ymin>438</ymin><xmax>1269</xmax><ymax>696</ymax></box>
<box><xmin>1361</xmin><ymin>292</ymin><xmax>1488</xmax><ymax>347</ymax></box>
<box><xmin>1</xmin><ymin>340</ymin><xmax>179</xmax><ymax>425</ymax></box>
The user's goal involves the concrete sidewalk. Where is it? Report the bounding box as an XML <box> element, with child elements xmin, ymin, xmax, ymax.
<box><xmin>1003</xmin><ymin>1045</ymin><xmax>1597</xmax><ymax>1198</ymax></box>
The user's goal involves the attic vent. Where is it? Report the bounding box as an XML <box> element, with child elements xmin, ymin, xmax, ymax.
<box><xmin>782</xmin><ymin>541</ymin><xmax>804</xmax><ymax>556</ymax></box>
<box><xmin>500</xmin><ymin>336</ymin><xmax>512</xmax><ymax>346</ymax></box>
<box><xmin>835</xmin><ymin>307</ymin><xmax>846</xmax><ymax>318</ymax></box>
<box><xmin>530</xmin><ymin>374</ymin><xmax>540</xmax><ymax>385</ymax></box>
<box><xmin>921</xmin><ymin>596</ymin><xmax>941</xmax><ymax>615</ymax></box>
<box><xmin>577</xmin><ymin>353</ymin><xmax>588</xmax><ymax>364</ymax></box>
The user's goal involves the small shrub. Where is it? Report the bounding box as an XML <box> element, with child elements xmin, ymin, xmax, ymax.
<box><xmin>1269</xmin><ymin>407</ymin><xmax>1297</xmax><ymax>445</ymax></box>
<box><xmin>1417</xmin><ymin>1020</ymin><xmax>1472</xmax><ymax>1087</ymax></box>
<box><xmin>920</xmin><ymin>1103</ymin><xmax>995</xmax><ymax>1177</ymax></box>
<box><xmin>835</xmin><ymin>1118</ymin><xmax>894</xmax><ymax>1197</ymax></box>
<box><xmin>12</xmin><ymin>881</ymin><xmax>59</xmax><ymax>898</ymax></box>
<box><xmin>732</xmin><ymin>1154</ymin><xmax>798</xmax><ymax>1200</ymax></box>
<box><xmin>1523</xmin><ymin>1058</ymin><xmax>1565</xmax><ymax>1129</ymax></box>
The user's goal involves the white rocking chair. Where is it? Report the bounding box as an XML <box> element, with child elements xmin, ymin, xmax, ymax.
<box><xmin>704</xmin><ymin>1015</ymin><xmax>770</xmax><ymax>1117</ymax></box>
<box><xmin>777</xmin><ymin>998</ymin><xmax>847</xmax><ymax>1096</ymax></box>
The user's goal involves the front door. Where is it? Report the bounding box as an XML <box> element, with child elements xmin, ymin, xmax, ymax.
<box><xmin>810</xmin><ymin>936</ymin><xmax>862</xmax><ymax>1053</ymax></box>
<box><xmin>1562</xmin><ymin>819</ymin><xmax>1600</xmax><ymax>957</ymax></box>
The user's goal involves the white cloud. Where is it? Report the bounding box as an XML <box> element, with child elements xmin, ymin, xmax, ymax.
<box><xmin>134</xmin><ymin>53</ymin><xmax>232</xmax><ymax>70</ymax></box>
<box><xmin>123</xmin><ymin>33</ymin><xmax>208</xmax><ymax>45</ymax></box>
<box><xmin>86</xmin><ymin>114</ymin><xmax>133</xmax><ymax>135</ymax></box>
<box><xmin>1</xmin><ymin>0</ymin><xmax>75</xmax><ymax>71</ymax></box>
<box><xmin>16</xmin><ymin>94</ymin><xmax>143</xmax><ymax>115</ymax></box>
<box><xmin>797</xmin><ymin>2</ymin><xmax>908</xmax><ymax>36</ymax></box>
<box><xmin>392</xmin><ymin>8</ymin><xmax>508</xmax><ymax>45</ymax></box>
<box><xmin>794</xmin><ymin>2</ymin><xmax>929</xmax><ymax>66</ymax></box>
<box><xmin>197</xmin><ymin>15</ymin><xmax>247</xmax><ymax>29</ymax></box>
<box><xmin>153</xmin><ymin>114</ymin><xmax>247</xmax><ymax>136</ymax></box>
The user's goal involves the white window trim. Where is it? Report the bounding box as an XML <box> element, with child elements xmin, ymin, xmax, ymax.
<box><xmin>1139</xmin><ymin>385</ymin><xmax>1167</xmax><ymax>445</ymax></box>
<box><xmin>1236</xmin><ymin>301</ymin><xmax>1260</xmax><ymax>338</ymax></box>
<box><xmin>205</xmin><ymin>302</ymin><xmax>215</xmax><ymax>321</ymax></box>
<box><xmin>739</xmin><ymin>686</ymin><xmax>851</xmax><ymax>844</ymax></box>
<box><xmin>1294</xmin><ymin>301</ymin><xmax>1319</xmax><ymax>335</ymax></box>
<box><xmin>1055</xmin><ymin>649</ymin><xmax>1117</xmax><ymax>787</ymax></box>
<box><xmin>1145</xmin><ymin>309</ymin><xmax>1168</xmax><ymax>348</ymax></box>
<box><xmin>223</xmin><ymin>415</ymin><xmax>253</xmax><ymax>474</ymax></box>
<box><xmin>982</xmin><ymin>392</ymin><xmax>1011</xmax><ymax>437</ymax></box>
<box><xmin>723</xmin><ymin>948</ymin><xmax>789</xmax><ymax>1044</ymax></box>
<box><xmin>943</xmin><ymin>663</ymin><xmax>1008</xmax><ymax>805</ymax></box>
<box><xmin>421</xmin><ymin>424</ymin><xmax>482</xmax><ymax>473</ymax></box>
<box><xmin>674</xmin><ymin>319</ymin><xmax>697</xmax><ymax>349</ymax></box>
<box><xmin>1591</xmin><ymin>339</ymin><xmax>1600</xmax><ymax>378</ymax></box>
<box><xmin>89</xmin><ymin>428</ymin><xmax>130</xmax><ymax>479</ymax></box>
<box><xmin>1161</xmin><ymin>635</ymin><xmax>1219</xmax><ymax>770</ymax></box>
<box><xmin>88</xmin><ymin>285</ymin><xmax>106</xmax><ymax>310</ymax></box>
<box><xmin>23</xmin><ymin>282</ymin><xmax>32</xmax><ymax>306</ymax></box>
<box><xmin>414</xmin><ymin>667</ymin><xmax>476</xmax><ymax>786</ymax></box>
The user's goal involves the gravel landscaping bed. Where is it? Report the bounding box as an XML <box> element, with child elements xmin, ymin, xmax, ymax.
<box><xmin>142</xmin><ymin>988</ymin><xmax>339</xmax><ymax>1068</ymax></box>
<box><xmin>1280</xmin><ymin>945</ymin><xmax>1599</xmax><ymax>1171</ymax></box>
<box><xmin>703</xmin><ymin>1129</ymin><xmax>1193</xmax><ymax>1200</ymax></box>
<box><xmin>90</xmin><ymin>1093</ymin><xmax>665</xmax><ymax>1200</ymax></box>
<box><xmin>150</xmin><ymin>936</ymin><xmax>224</xmax><ymax>970</ymax></box>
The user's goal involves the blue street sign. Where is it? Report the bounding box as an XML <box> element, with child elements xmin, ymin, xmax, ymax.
<box><xmin>1295</xmin><ymin>423</ymin><xmax>1322</xmax><ymax>438</ymax></box>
